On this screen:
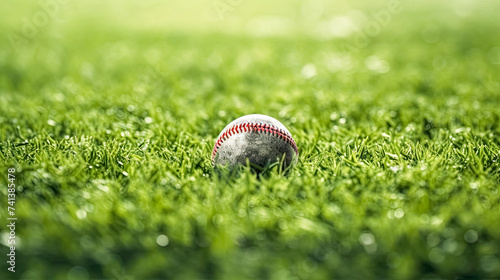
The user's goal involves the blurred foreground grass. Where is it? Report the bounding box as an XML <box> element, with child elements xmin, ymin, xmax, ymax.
<box><xmin>1</xmin><ymin>0</ymin><xmax>500</xmax><ymax>279</ymax></box>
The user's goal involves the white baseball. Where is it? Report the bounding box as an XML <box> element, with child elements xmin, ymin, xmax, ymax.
<box><xmin>212</xmin><ymin>114</ymin><xmax>299</xmax><ymax>171</ymax></box>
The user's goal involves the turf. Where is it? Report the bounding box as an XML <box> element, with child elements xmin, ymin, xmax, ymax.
<box><xmin>1</xmin><ymin>0</ymin><xmax>500</xmax><ymax>279</ymax></box>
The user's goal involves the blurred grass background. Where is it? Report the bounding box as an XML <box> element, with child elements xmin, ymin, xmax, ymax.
<box><xmin>1</xmin><ymin>0</ymin><xmax>500</xmax><ymax>279</ymax></box>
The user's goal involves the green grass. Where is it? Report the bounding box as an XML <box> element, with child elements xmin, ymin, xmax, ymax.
<box><xmin>1</xmin><ymin>0</ymin><xmax>500</xmax><ymax>279</ymax></box>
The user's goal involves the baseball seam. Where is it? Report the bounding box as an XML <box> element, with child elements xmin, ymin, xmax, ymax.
<box><xmin>211</xmin><ymin>122</ymin><xmax>299</xmax><ymax>165</ymax></box>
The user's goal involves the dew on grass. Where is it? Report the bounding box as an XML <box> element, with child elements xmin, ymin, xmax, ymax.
<box><xmin>443</xmin><ymin>238</ymin><xmax>458</xmax><ymax>254</ymax></box>
<box><xmin>454</xmin><ymin>127</ymin><xmax>470</xmax><ymax>134</ymax></box>
<box><xmin>329</xmin><ymin>55</ymin><xmax>353</xmax><ymax>72</ymax></box>
<box><xmin>76</xmin><ymin>209</ymin><xmax>87</xmax><ymax>220</ymax></box>
<box><xmin>464</xmin><ymin>229</ymin><xmax>478</xmax><ymax>244</ymax></box>
<box><xmin>427</xmin><ymin>233</ymin><xmax>440</xmax><ymax>247</ymax></box>
<box><xmin>116</xmin><ymin>110</ymin><xmax>125</xmax><ymax>118</ymax></box>
<box><xmin>431</xmin><ymin>216</ymin><xmax>443</xmax><ymax>226</ymax></box>
<box><xmin>394</xmin><ymin>208</ymin><xmax>404</xmax><ymax>219</ymax></box>
<box><xmin>429</xmin><ymin>247</ymin><xmax>445</xmax><ymax>263</ymax></box>
<box><xmin>405</xmin><ymin>124</ymin><xmax>416</xmax><ymax>132</ymax></box>
<box><xmin>144</xmin><ymin>117</ymin><xmax>153</xmax><ymax>124</ymax></box>
<box><xmin>359</xmin><ymin>232</ymin><xmax>375</xmax><ymax>246</ymax></box>
<box><xmin>481</xmin><ymin>255</ymin><xmax>499</xmax><ymax>272</ymax></box>
<box><xmin>390</xmin><ymin>166</ymin><xmax>400</xmax><ymax>173</ymax></box>
<box><xmin>212</xmin><ymin>214</ymin><xmax>225</xmax><ymax>226</ymax></box>
<box><xmin>327</xmin><ymin>204</ymin><xmax>341</xmax><ymax>214</ymax></box>
<box><xmin>84</xmin><ymin>204</ymin><xmax>94</xmax><ymax>213</ymax></box>
<box><xmin>82</xmin><ymin>191</ymin><xmax>91</xmax><ymax>199</ymax></box>
<box><xmin>0</xmin><ymin>232</ymin><xmax>11</xmax><ymax>247</ymax></box>
<box><xmin>329</xmin><ymin>112</ymin><xmax>338</xmax><ymax>121</ymax></box>
<box><xmin>420</xmin><ymin>214</ymin><xmax>430</xmax><ymax>224</ymax></box>
<box><xmin>387</xmin><ymin>153</ymin><xmax>399</xmax><ymax>160</ymax></box>
<box><xmin>387</xmin><ymin>210</ymin><xmax>394</xmax><ymax>219</ymax></box>
<box><xmin>156</xmin><ymin>235</ymin><xmax>169</xmax><ymax>247</ymax></box>
<box><xmin>365</xmin><ymin>56</ymin><xmax>390</xmax><ymax>73</ymax></box>
<box><xmin>301</xmin><ymin>63</ymin><xmax>317</xmax><ymax>79</ymax></box>
<box><xmin>98</xmin><ymin>185</ymin><xmax>109</xmax><ymax>192</ymax></box>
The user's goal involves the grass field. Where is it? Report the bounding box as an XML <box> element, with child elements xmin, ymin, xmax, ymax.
<box><xmin>1</xmin><ymin>0</ymin><xmax>500</xmax><ymax>279</ymax></box>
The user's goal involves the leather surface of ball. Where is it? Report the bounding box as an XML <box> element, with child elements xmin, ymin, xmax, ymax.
<box><xmin>212</xmin><ymin>114</ymin><xmax>298</xmax><ymax>171</ymax></box>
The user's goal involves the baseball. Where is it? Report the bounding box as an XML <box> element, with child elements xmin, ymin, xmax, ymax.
<box><xmin>212</xmin><ymin>114</ymin><xmax>299</xmax><ymax>172</ymax></box>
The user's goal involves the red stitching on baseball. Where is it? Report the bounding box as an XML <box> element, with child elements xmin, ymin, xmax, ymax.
<box><xmin>211</xmin><ymin>122</ymin><xmax>299</xmax><ymax>165</ymax></box>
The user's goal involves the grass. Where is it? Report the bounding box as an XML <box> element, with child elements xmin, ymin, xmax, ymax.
<box><xmin>1</xmin><ymin>0</ymin><xmax>500</xmax><ymax>279</ymax></box>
